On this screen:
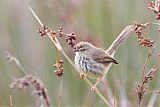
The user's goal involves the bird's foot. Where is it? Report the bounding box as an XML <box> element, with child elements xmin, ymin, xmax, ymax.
<box><xmin>91</xmin><ymin>85</ymin><xmax>98</xmax><ymax>92</ymax></box>
<box><xmin>80</xmin><ymin>73</ymin><xmax>86</xmax><ymax>79</ymax></box>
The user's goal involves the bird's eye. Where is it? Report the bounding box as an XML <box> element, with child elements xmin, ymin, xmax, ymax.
<box><xmin>80</xmin><ymin>48</ymin><xmax>86</xmax><ymax>51</ymax></box>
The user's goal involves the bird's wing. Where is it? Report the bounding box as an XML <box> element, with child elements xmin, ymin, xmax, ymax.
<box><xmin>92</xmin><ymin>49</ymin><xmax>118</xmax><ymax>65</ymax></box>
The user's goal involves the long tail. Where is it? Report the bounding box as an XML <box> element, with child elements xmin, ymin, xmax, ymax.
<box><xmin>106</xmin><ymin>25</ymin><xmax>135</xmax><ymax>55</ymax></box>
<box><xmin>102</xmin><ymin>25</ymin><xmax>135</xmax><ymax>78</ymax></box>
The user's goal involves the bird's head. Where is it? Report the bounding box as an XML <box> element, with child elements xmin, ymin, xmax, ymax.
<box><xmin>74</xmin><ymin>42</ymin><xmax>93</xmax><ymax>54</ymax></box>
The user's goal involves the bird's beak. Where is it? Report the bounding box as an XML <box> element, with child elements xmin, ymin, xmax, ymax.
<box><xmin>73</xmin><ymin>49</ymin><xmax>78</xmax><ymax>52</ymax></box>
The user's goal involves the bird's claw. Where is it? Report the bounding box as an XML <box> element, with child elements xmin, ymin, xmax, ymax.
<box><xmin>91</xmin><ymin>85</ymin><xmax>98</xmax><ymax>92</ymax></box>
<box><xmin>80</xmin><ymin>73</ymin><xmax>86</xmax><ymax>79</ymax></box>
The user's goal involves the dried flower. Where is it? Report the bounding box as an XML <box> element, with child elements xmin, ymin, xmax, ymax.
<box><xmin>56</xmin><ymin>27</ymin><xmax>77</xmax><ymax>49</ymax></box>
<box><xmin>10</xmin><ymin>75</ymin><xmax>50</xmax><ymax>107</ymax></box>
<box><xmin>148</xmin><ymin>0</ymin><xmax>160</xmax><ymax>31</ymax></box>
<box><xmin>136</xmin><ymin>65</ymin><xmax>157</xmax><ymax>106</ymax></box>
<box><xmin>38</xmin><ymin>26</ymin><xmax>77</xmax><ymax>49</ymax></box>
<box><xmin>38</xmin><ymin>26</ymin><xmax>51</xmax><ymax>36</ymax></box>
<box><xmin>57</xmin><ymin>27</ymin><xmax>63</xmax><ymax>37</ymax></box>
<box><xmin>138</xmin><ymin>37</ymin><xmax>154</xmax><ymax>47</ymax></box>
<box><xmin>148</xmin><ymin>0</ymin><xmax>160</xmax><ymax>20</ymax></box>
<box><xmin>134</xmin><ymin>22</ymin><xmax>154</xmax><ymax>47</ymax></box>
<box><xmin>38</xmin><ymin>25</ymin><xmax>57</xmax><ymax>38</ymax></box>
<box><xmin>53</xmin><ymin>60</ymin><xmax>64</xmax><ymax>77</ymax></box>
<box><xmin>65</xmin><ymin>32</ymin><xmax>76</xmax><ymax>48</ymax></box>
<box><xmin>134</xmin><ymin>22</ymin><xmax>149</xmax><ymax>36</ymax></box>
<box><xmin>143</xmin><ymin>65</ymin><xmax>157</xmax><ymax>84</ymax></box>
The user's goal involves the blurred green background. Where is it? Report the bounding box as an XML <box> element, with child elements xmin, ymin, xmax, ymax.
<box><xmin>0</xmin><ymin>0</ymin><xmax>160</xmax><ymax>107</ymax></box>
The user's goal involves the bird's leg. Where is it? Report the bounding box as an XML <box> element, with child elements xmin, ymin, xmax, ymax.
<box><xmin>80</xmin><ymin>72</ymin><xmax>86</xmax><ymax>79</ymax></box>
<box><xmin>91</xmin><ymin>76</ymin><xmax>102</xmax><ymax>92</ymax></box>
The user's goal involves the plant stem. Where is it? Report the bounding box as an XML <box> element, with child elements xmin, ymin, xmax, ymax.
<box><xmin>9</xmin><ymin>94</ymin><xmax>13</xmax><ymax>107</ymax></box>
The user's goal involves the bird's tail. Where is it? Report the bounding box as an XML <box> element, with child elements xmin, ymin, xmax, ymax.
<box><xmin>106</xmin><ymin>25</ymin><xmax>135</xmax><ymax>55</ymax></box>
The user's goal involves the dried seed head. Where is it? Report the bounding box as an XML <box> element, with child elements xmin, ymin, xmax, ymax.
<box><xmin>134</xmin><ymin>22</ymin><xmax>149</xmax><ymax>36</ymax></box>
<box><xmin>38</xmin><ymin>26</ymin><xmax>50</xmax><ymax>36</ymax></box>
<box><xmin>143</xmin><ymin>65</ymin><xmax>157</xmax><ymax>84</ymax></box>
<box><xmin>53</xmin><ymin>60</ymin><xmax>64</xmax><ymax>77</ymax></box>
<box><xmin>38</xmin><ymin>25</ymin><xmax>77</xmax><ymax>49</ymax></box>
<box><xmin>54</xmin><ymin>68</ymin><xmax>64</xmax><ymax>77</ymax></box>
<box><xmin>64</xmin><ymin>32</ymin><xmax>77</xmax><ymax>49</ymax></box>
<box><xmin>134</xmin><ymin>22</ymin><xmax>154</xmax><ymax>47</ymax></box>
<box><xmin>136</xmin><ymin>65</ymin><xmax>157</xmax><ymax>105</ymax></box>
<box><xmin>148</xmin><ymin>0</ymin><xmax>160</xmax><ymax>31</ymax></box>
<box><xmin>59</xmin><ymin>60</ymin><xmax>64</xmax><ymax>63</ymax></box>
<box><xmin>138</xmin><ymin>37</ymin><xmax>154</xmax><ymax>47</ymax></box>
<box><xmin>38</xmin><ymin>25</ymin><xmax>57</xmax><ymax>39</ymax></box>
<box><xmin>148</xmin><ymin>0</ymin><xmax>160</xmax><ymax>20</ymax></box>
<box><xmin>10</xmin><ymin>75</ymin><xmax>50</xmax><ymax>106</ymax></box>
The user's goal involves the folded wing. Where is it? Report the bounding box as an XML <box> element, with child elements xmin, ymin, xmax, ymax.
<box><xmin>92</xmin><ymin>48</ymin><xmax>118</xmax><ymax>65</ymax></box>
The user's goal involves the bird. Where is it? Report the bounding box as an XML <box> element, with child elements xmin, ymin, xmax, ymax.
<box><xmin>74</xmin><ymin>41</ymin><xmax>118</xmax><ymax>91</ymax></box>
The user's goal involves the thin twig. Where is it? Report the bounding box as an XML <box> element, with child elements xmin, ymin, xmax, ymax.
<box><xmin>9</xmin><ymin>94</ymin><xmax>13</xmax><ymax>107</ymax></box>
<box><xmin>141</xmin><ymin>49</ymin><xmax>154</xmax><ymax>82</ymax></box>
<box><xmin>58</xmin><ymin>79</ymin><xmax>63</xmax><ymax>107</ymax></box>
<box><xmin>147</xmin><ymin>93</ymin><xmax>157</xmax><ymax>107</ymax></box>
<box><xmin>6</xmin><ymin>52</ymin><xmax>28</xmax><ymax>75</ymax></box>
<box><xmin>149</xmin><ymin>22</ymin><xmax>160</xmax><ymax>26</ymax></box>
<box><xmin>40</xmin><ymin>96</ymin><xmax>44</xmax><ymax>107</ymax></box>
<box><xmin>114</xmin><ymin>81</ymin><xmax>117</xmax><ymax>107</ymax></box>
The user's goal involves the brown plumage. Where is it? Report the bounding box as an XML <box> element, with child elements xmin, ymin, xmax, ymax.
<box><xmin>74</xmin><ymin>41</ymin><xmax>118</xmax><ymax>91</ymax></box>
